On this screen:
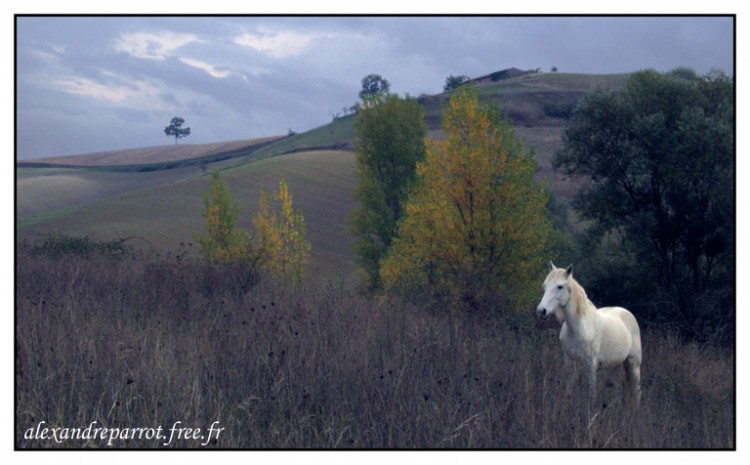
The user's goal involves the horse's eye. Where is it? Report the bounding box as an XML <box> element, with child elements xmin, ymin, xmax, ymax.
<box><xmin>557</xmin><ymin>285</ymin><xmax>564</xmax><ymax>290</ymax></box>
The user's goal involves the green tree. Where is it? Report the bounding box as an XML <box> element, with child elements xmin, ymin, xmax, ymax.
<box><xmin>253</xmin><ymin>179</ymin><xmax>311</xmax><ymax>284</ymax></box>
<box><xmin>358</xmin><ymin>74</ymin><xmax>391</xmax><ymax>101</ymax></box>
<box><xmin>443</xmin><ymin>74</ymin><xmax>470</xmax><ymax>91</ymax></box>
<box><xmin>554</xmin><ymin>69</ymin><xmax>734</xmax><ymax>337</ymax></box>
<box><xmin>164</xmin><ymin>116</ymin><xmax>191</xmax><ymax>144</ymax></box>
<box><xmin>350</xmin><ymin>93</ymin><xmax>427</xmax><ymax>290</ymax></box>
<box><xmin>195</xmin><ymin>170</ymin><xmax>250</xmax><ymax>262</ymax></box>
<box><xmin>381</xmin><ymin>87</ymin><xmax>551</xmax><ymax>312</ymax></box>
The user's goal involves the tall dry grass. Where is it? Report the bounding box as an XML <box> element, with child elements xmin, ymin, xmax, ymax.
<box><xmin>15</xmin><ymin>251</ymin><xmax>734</xmax><ymax>449</ymax></box>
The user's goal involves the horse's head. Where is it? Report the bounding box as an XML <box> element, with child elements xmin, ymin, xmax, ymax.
<box><xmin>536</xmin><ymin>261</ymin><xmax>573</xmax><ymax>322</ymax></box>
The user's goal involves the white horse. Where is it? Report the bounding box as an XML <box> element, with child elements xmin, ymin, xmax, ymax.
<box><xmin>536</xmin><ymin>262</ymin><xmax>641</xmax><ymax>405</ymax></box>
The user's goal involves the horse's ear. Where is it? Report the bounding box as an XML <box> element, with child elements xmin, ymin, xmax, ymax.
<box><xmin>549</xmin><ymin>261</ymin><xmax>556</xmax><ymax>271</ymax></box>
<box><xmin>564</xmin><ymin>265</ymin><xmax>573</xmax><ymax>278</ymax></box>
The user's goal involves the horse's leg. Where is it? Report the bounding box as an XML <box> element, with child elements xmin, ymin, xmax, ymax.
<box><xmin>621</xmin><ymin>356</ymin><xmax>641</xmax><ymax>406</ymax></box>
<box><xmin>561</xmin><ymin>351</ymin><xmax>575</xmax><ymax>398</ymax></box>
<box><xmin>585</xmin><ymin>358</ymin><xmax>598</xmax><ymax>408</ymax></box>
<box><xmin>582</xmin><ymin>358</ymin><xmax>597</xmax><ymax>432</ymax></box>
<box><xmin>627</xmin><ymin>355</ymin><xmax>641</xmax><ymax>405</ymax></box>
<box><xmin>621</xmin><ymin>360</ymin><xmax>634</xmax><ymax>406</ymax></box>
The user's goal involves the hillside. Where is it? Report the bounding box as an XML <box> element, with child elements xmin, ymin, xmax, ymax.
<box><xmin>16</xmin><ymin>71</ymin><xmax>629</xmax><ymax>281</ymax></box>
<box><xmin>19</xmin><ymin>150</ymin><xmax>359</xmax><ymax>282</ymax></box>
<box><xmin>23</xmin><ymin>136</ymin><xmax>285</xmax><ymax>167</ymax></box>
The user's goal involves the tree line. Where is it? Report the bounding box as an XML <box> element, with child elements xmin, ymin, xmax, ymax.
<box><xmin>554</xmin><ymin>69</ymin><xmax>734</xmax><ymax>343</ymax></box>
<box><xmin>195</xmin><ymin>68</ymin><xmax>733</xmax><ymax>343</ymax></box>
<box><xmin>352</xmin><ymin>84</ymin><xmax>551</xmax><ymax>312</ymax></box>
<box><xmin>351</xmin><ymin>69</ymin><xmax>734</xmax><ymax>343</ymax></box>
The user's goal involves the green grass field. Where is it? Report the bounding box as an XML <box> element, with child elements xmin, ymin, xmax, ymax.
<box><xmin>19</xmin><ymin>150</ymin><xmax>359</xmax><ymax>282</ymax></box>
<box><xmin>17</xmin><ymin>165</ymin><xmax>207</xmax><ymax>222</ymax></box>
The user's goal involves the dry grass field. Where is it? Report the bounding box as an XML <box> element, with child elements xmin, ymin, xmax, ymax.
<box><xmin>15</xmin><ymin>249</ymin><xmax>734</xmax><ymax>449</ymax></box>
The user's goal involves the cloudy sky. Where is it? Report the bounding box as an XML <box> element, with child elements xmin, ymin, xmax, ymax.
<box><xmin>15</xmin><ymin>15</ymin><xmax>734</xmax><ymax>160</ymax></box>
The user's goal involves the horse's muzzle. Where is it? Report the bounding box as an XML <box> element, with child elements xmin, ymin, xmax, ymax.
<box><xmin>536</xmin><ymin>306</ymin><xmax>550</xmax><ymax>320</ymax></box>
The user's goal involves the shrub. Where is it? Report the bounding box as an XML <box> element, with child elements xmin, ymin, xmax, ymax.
<box><xmin>542</xmin><ymin>102</ymin><xmax>575</xmax><ymax>119</ymax></box>
<box><xmin>21</xmin><ymin>232</ymin><xmax>131</xmax><ymax>259</ymax></box>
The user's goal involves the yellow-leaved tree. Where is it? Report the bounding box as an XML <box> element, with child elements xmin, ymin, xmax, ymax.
<box><xmin>252</xmin><ymin>179</ymin><xmax>311</xmax><ymax>284</ymax></box>
<box><xmin>380</xmin><ymin>87</ymin><xmax>552</xmax><ymax>312</ymax></box>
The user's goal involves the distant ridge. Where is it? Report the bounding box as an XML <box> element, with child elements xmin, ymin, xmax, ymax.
<box><xmin>18</xmin><ymin>70</ymin><xmax>628</xmax><ymax>171</ymax></box>
<box><xmin>465</xmin><ymin>67</ymin><xmax>538</xmax><ymax>86</ymax></box>
<box><xmin>21</xmin><ymin>135</ymin><xmax>285</xmax><ymax>167</ymax></box>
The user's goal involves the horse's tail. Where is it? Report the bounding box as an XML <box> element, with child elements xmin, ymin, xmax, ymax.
<box><xmin>622</xmin><ymin>359</ymin><xmax>631</xmax><ymax>383</ymax></box>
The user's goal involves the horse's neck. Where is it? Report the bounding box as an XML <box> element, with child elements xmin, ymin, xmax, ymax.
<box><xmin>563</xmin><ymin>280</ymin><xmax>596</xmax><ymax>333</ymax></box>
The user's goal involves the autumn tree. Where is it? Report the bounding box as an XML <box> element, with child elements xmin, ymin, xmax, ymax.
<box><xmin>253</xmin><ymin>179</ymin><xmax>311</xmax><ymax>284</ymax></box>
<box><xmin>350</xmin><ymin>93</ymin><xmax>427</xmax><ymax>290</ymax></box>
<box><xmin>381</xmin><ymin>87</ymin><xmax>552</xmax><ymax>312</ymax></box>
<box><xmin>195</xmin><ymin>170</ymin><xmax>251</xmax><ymax>262</ymax></box>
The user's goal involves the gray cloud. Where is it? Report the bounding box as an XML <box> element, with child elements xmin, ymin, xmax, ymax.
<box><xmin>16</xmin><ymin>16</ymin><xmax>734</xmax><ymax>160</ymax></box>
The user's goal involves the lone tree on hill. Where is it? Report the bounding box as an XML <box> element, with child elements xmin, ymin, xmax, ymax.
<box><xmin>444</xmin><ymin>74</ymin><xmax>470</xmax><ymax>91</ymax></box>
<box><xmin>164</xmin><ymin>116</ymin><xmax>191</xmax><ymax>144</ymax></box>
<box><xmin>359</xmin><ymin>74</ymin><xmax>391</xmax><ymax>102</ymax></box>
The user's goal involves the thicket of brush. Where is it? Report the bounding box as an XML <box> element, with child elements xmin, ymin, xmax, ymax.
<box><xmin>16</xmin><ymin>244</ymin><xmax>734</xmax><ymax>449</ymax></box>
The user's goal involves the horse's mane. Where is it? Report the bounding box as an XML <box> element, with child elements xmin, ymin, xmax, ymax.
<box><xmin>567</xmin><ymin>275</ymin><xmax>596</xmax><ymax>317</ymax></box>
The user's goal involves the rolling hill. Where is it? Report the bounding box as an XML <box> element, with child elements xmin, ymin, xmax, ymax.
<box><xmin>20</xmin><ymin>150</ymin><xmax>359</xmax><ymax>282</ymax></box>
<box><xmin>22</xmin><ymin>136</ymin><xmax>285</xmax><ymax>167</ymax></box>
<box><xmin>16</xmin><ymin>70</ymin><xmax>629</xmax><ymax>282</ymax></box>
